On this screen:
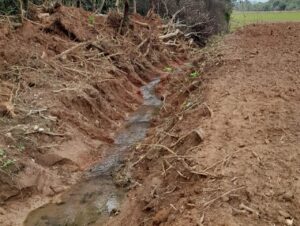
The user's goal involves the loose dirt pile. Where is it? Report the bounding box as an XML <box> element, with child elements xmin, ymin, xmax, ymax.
<box><xmin>0</xmin><ymin>5</ymin><xmax>188</xmax><ymax>225</ymax></box>
<box><xmin>107</xmin><ymin>23</ymin><xmax>300</xmax><ymax>226</ymax></box>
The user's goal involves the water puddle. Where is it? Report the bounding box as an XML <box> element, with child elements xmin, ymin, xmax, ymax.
<box><xmin>24</xmin><ymin>79</ymin><xmax>161</xmax><ymax>226</ymax></box>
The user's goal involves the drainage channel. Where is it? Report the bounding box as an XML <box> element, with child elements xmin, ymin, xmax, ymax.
<box><xmin>24</xmin><ymin>79</ymin><xmax>161</xmax><ymax>226</ymax></box>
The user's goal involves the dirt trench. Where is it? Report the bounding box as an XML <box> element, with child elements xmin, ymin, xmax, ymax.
<box><xmin>106</xmin><ymin>23</ymin><xmax>300</xmax><ymax>226</ymax></box>
<box><xmin>0</xmin><ymin>7</ymin><xmax>300</xmax><ymax>226</ymax></box>
<box><xmin>0</xmin><ymin>5</ymin><xmax>187</xmax><ymax>226</ymax></box>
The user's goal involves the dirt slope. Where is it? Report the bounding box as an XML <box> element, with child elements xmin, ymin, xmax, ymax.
<box><xmin>0</xmin><ymin>6</ymin><xmax>187</xmax><ymax>225</ymax></box>
<box><xmin>108</xmin><ymin>23</ymin><xmax>300</xmax><ymax>226</ymax></box>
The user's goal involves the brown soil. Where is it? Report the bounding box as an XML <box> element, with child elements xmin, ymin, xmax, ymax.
<box><xmin>1</xmin><ymin>5</ymin><xmax>300</xmax><ymax>226</ymax></box>
<box><xmin>0</xmin><ymin>6</ymin><xmax>186</xmax><ymax>226</ymax></box>
<box><xmin>107</xmin><ymin>23</ymin><xmax>300</xmax><ymax>226</ymax></box>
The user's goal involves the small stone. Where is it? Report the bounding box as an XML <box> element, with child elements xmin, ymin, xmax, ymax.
<box><xmin>238</xmin><ymin>143</ymin><xmax>246</xmax><ymax>148</ymax></box>
<box><xmin>33</xmin><ymin>125</ymin><xmax>39</xmax><ymax>131</ymax></box>
<box><xmin>194</xmin><ymin>187</ymin><xmax>201</xmax><ymax>194</ymax></box>
<box><xmin>153</xmin><ymin>208</ymin><xmax>170</xmax><ymax>225</ymax></box>
<box><xmin>221</xmin><ymin>196</ymin><xmax>230</xmax><ymax>202</ymax></box>
<box><xmin>52</xmin><ymin>195</ymin><xmax>64</xmax><ymax>205</ymax></box>
<box><xmin>0</xmin><ymin>207</ymin><xmax>5</xmax><ymax>215</ymax></box>
<box><xmin>279</xmin><ymin>210</ymin><xmax>290</xmax><ymax>218</ymax></box>
<box><xmin>95</xmin><ymin>120</ymin><xmax>100</xmax><ymax>127</ymax></box>
<box><xmin>50</xmin><ymin>185</ymin><xmax>66</xmax><ymax>194</ymax></box>
<box><xmin>286</xmin><ymin>218</ymin><xmax>294</xmax><ymax>226</ymax></box>
<box><xmin>38</xmin><ymin>128</ymin><xmax>45</xmax><ymax>132</ymax></box>
<box><xmin>282</xmin><ymin>192</ymin><xmax>294</xmax><ymax>202</ymax></box>
<box><xmin>106</xmin><ymin>196</ymin><xmax>120</xmax><ymax>216</ymax></box>
<box><xmin>277</xmin><ymin>215</ymin><xmax>285</xmax><ymax>224</ymax></box>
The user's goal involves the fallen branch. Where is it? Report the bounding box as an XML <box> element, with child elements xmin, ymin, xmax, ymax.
<box><xmin>170</xmin><ymin>7</ymin><xmax>185</xmax><ymax>24</ymax></box>
<box><xmin>239</xmin><ymin>203</ymin><xmax>259</xmax><ymax>216</ymax></box>
<box><xmin>159</xmin><ymin>29</ymin><xmax>183</xmax><ymax>41</ymax></box>
<box><xmin>181</xmin><ymin>159</ymin><xmax>215</xmax><ymax>178</ymax></box>
<box><xmin>53</xmin><ymin>41</ymin><xmax>91</xmax><ymax>60</ymax></box>
<box><xmin>136</xmin><ymin>38</ymin><xmax>150</xmax><ymax>50</ymax></box>
<box><xmin>25</xmin><ymin>130</ymin><xmax>67</xmax><ymax>137</ymax></box>
<box><xmin>131</xmin><ymin>19</ymin><xmax>150</xmax><ymax>29</ymax></box>
<box><xmin>141</xmin><ymin>144</ymin><xmax>177</xmax><ymax>155</ymax></box>
<box><xmin>26</xmin><ymin>108</ymin><xmax>48</xmax><ymax>116</ymax></box>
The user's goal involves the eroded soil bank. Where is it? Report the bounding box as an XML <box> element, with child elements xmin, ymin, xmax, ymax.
<box><xmin>0</xmin><ymin>5</ymin><xmax>187</xmax><ymax>226</ymax></box>
<box><xmin>106</xmin><ymin>23</ymin><xmax>300</xmax><ymax>226</ymax></box>
<box><xmin>24</xmin><ymin>79</ymin><xmax>162</xmax><ymax>226</ymax></box>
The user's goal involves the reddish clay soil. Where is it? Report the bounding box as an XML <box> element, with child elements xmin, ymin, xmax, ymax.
<box><xmin>1</xmin><ymin>6</ymin><xmax>300</xmax><ymax>226</ymax></box>
<box><xmin>0</xmin><ymin>6</ymin><xmax>186</xmax><ymax>226</ymax></box>
<box><xmin>107</xmin><ymin>23</ymin><xmax>300</xmax><ymax>226</ymax></box>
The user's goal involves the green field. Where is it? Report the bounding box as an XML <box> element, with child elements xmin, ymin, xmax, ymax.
<box><xmin>230</xmin><ymin>11</ymin><xmax>300</xmax><ymax>31</ymax></box>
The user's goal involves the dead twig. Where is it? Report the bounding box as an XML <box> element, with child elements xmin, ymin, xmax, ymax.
<box><xmin>203</xmin><ymin>186</ymin><xmax>245</xmax><ymax>208</ymax></box>
<box><xmin>239</xmin><ymin>203</ymin><xmax>259</xmax><ymax>216</ymax></box>
<box><xmin>159</xmin><ymin>29</ymin><xmax>183</xmax><ymax>41</ymax></box>
<box><xmin>181</xmin><ymin>159</ymin><xmax>215</xmax><ymax>178</ymax></box>
<box><xmin>26</xmin><ymin>108</ymin><xmax>47</xmax><ymax>116</ymax></box>
<box><xmin>170</xmin><ymin>128</ymin><xmax>204</xmax><ymax>148</ymax></box>
<box><xmin>202</xmin><ymin>149</ymin><xmax>242</xmax><ymax>173</ymax></box>
<box><xmin>53</xmin><ymin>42</ymin><xmax>91</xmax><ymax>60</ymax></box>
<box><xmin>131</xmin><ymin>19</ymin><xmax>150</xmax><ymax>29</ymax></box>
<box><xmin>137</xmin><ymin>37</ymin><xmax>150</xmax><ymax>51</ymax></box>
<box><xmin>141</xmin><ymin>144</ymin><xmax>177</xmax><ymax>155</ymax></box>
<box><xmin>25</xmin><ymin>130</ymin><xmax>67</xmax><ymax>137</ymax></box>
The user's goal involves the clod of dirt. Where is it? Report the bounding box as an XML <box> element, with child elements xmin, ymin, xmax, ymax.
<box><xmin>0</xmin><ymin>102</ymin><xmax>15</xmax><ymax>118</ymax></box>
<box><xmin>51</xmin><ymin>194</ymin><xmax>65</xmax><ymax>205</ymax></box>
<box><xmin>281</xmin><ymin>191</ymin><xmax>294</xmax><ymax>202</ymax></box>
<box><xmin>152</xmin><ymin>208</ymin><xmax>170</xmax><ymax>225</ymax></box>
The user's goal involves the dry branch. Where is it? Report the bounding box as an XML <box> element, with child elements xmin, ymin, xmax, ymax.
<box><xmin>131</xmin><ymin>19</ymin><xmax>150</xmax><ymax>29</ymax></box>
<box><xmin>203</xmin><ymin>186</ymin><xmax>246</xmax><ymax>208</ymax></box>
<box><xmin>142</xmin><ymin>144</ymin><xmax>177</xmax><ymax>155</ymax></box>
<box><xmin>53</xmin><ymin>41</ymin><xmax>91</xmax><ymax>60</ymax></box>
<box><xmin>159</xmin><ymin>29</ymin><xmax>183</xmax><ymax>41</ymax></box>
<box><xmin>137</xmin><ymin>37</ymin><xmax>150</xmax><ymax>50</ymax></box>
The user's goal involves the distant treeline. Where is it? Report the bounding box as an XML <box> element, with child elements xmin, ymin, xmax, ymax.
<box><xmin>233</xmin><ymin>0</ymin><xmax>300</xmax><ymax>11</ymax></box>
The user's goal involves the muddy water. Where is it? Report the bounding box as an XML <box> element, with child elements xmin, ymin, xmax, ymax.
<box><xmin>24</xmin><ymin>79</ymin><xmax>161</xmax><ymax>226</ymax></box>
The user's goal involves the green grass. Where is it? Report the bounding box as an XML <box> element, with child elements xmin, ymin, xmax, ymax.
<box><xmin>230</xmin><ymin>11</ymin><xmax>300</xmax><ymax>31</ymax></box>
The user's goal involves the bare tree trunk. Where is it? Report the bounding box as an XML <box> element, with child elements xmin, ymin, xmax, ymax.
<box><xmin>116</xmin><ymin>0</ymin><xmax>121</xmax><ymax>13</ymax></box>
<box><xmin>118</xmin><ymin>0</ymin><xmax>129</xmax><ymax>34</ymax></box>
<box><xmin>76</xmin><ymin>0</ymin><xmax>81</xmax><ymax>8</ymax></box>
<box><xmin>150</xmin><ymin>0</ymin><xmax>156</xmax><ymax>11</ymax></box>
<box><xmin>92</xmin><ymin>0</ymin><xmax>96</xmax><ymax>11</ymax></box>
<box><xmin>97</xmin><ymin>0</ymin><xmax>106</xmax><ymax>13</ymax></box>
<box><xmin>18</xmin><ymin>0</ymin><xmax>23</xmax><ymax>22</ymax></box>
<box><xmin>133</xmin><ymin>0</ymin><xmax>137</xmax><ymax>13</ymax></box>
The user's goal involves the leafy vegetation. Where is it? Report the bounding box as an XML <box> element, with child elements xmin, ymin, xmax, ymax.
<box><xmin>189</xmin><ymin>71</ymin><xmax>200</xmax><ymax>78</ymax></box>
<box><xmin>233</xmin><ymin>0</ymin><xmax>300</xmax><ymax>11</ymax></box>
<box><xmin>0</xmin><ymin>148</ymin><xmax>16</xmax><ymax>170</ymax></box>
<box><xmin>0</xmin><ymin>0</ymin><xmax>19</xmax><ymax>15</ymax></box>
<box><xmin>230</xmin><ymin>10</ymin><xmax>300</xmax><ymax>30</ymax></box>
<box><xmin>88</xmin><ymin>15</ymin><xmax>95</xmax><ymax>25</ymax></box>
<box><xmin>163</xmin><ymin>66</ymin><xmax>173</xmax><ymax>73</ymax></box>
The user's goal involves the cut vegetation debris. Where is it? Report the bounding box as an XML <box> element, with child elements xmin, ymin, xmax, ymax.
<box><xmin>0</xmin><ymin>5</ymin><xmax>191</xmax><ymax>225</ymax></box>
